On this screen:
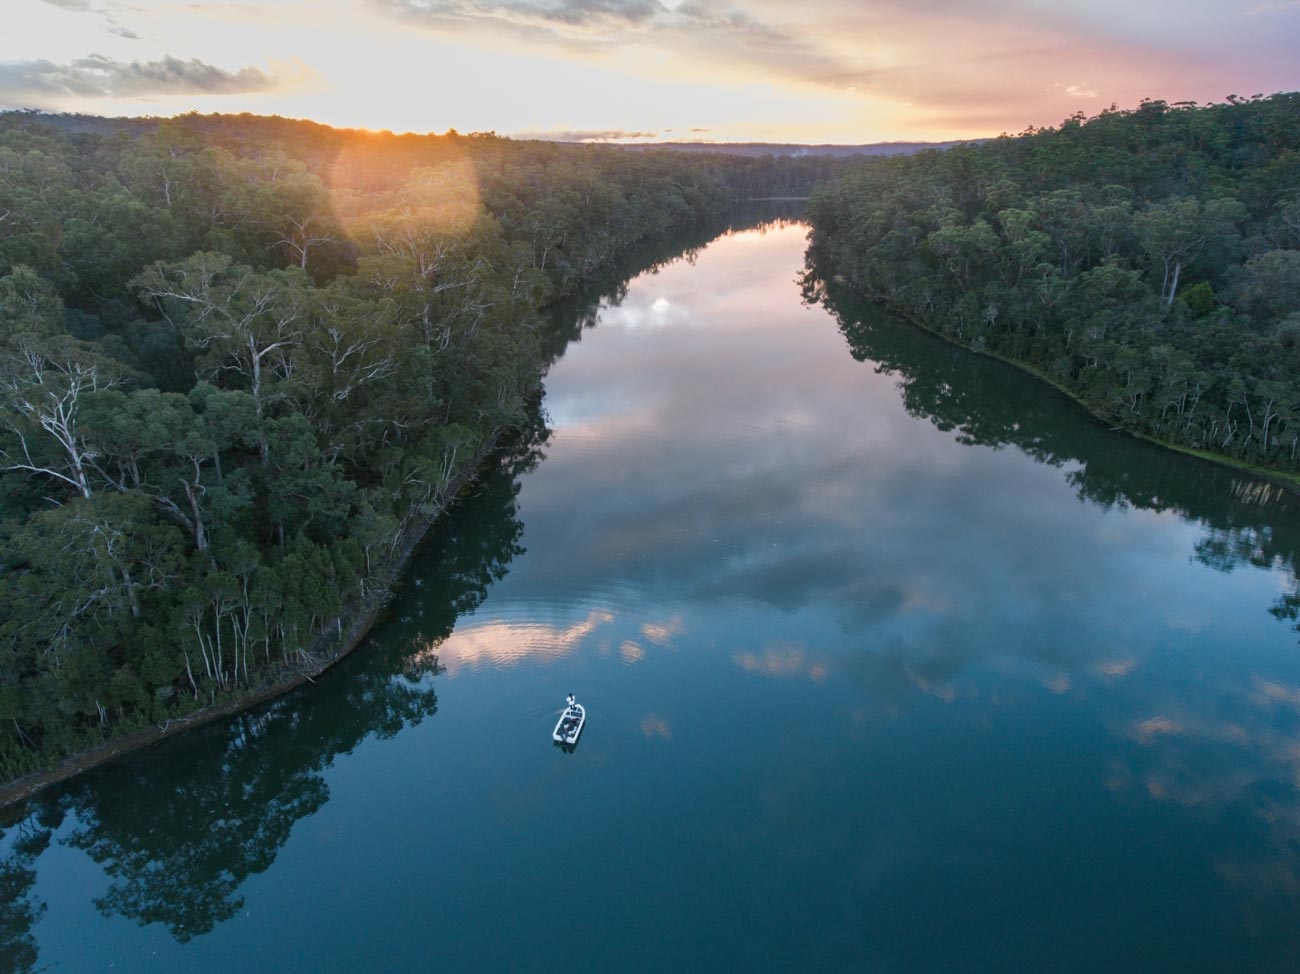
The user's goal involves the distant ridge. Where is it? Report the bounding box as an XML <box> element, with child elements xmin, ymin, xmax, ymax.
<box><xmin>0</xmin><ymin>112</ymin><xmax>969</xmax><ymax>158</ymax></box>
<box><xmin>0</xmin><ymin>109</ymin><xmax>159</xmax><ymax>137</ymax></box>
<box><xmin>599</xmin><ymin>140</ymin><xmax>971</xmax><ymax>158</ymax></box>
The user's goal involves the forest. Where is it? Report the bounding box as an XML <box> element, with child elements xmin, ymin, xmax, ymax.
<box><xmin>0</xmin><ymin>111</ymin><xmax>814</xmax><ymax>781</ymax></box>
<box><xmin>9</xmin><ymin>91</ymin><xmax>1300</xmax><ymax>788</ymax></box>
<box><xmin>807</xmin><ymin>93</ymin><xmax>1300</xmax><ymax>476</ymax></box>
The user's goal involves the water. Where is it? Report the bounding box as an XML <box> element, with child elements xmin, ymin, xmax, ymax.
<box><xmin>5</xmin><ymin>219</ymin><xmax>1300</xmax><ymax>973</ymax></box>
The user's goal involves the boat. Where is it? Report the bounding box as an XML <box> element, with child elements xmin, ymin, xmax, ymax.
<box><xmin>553</xmin><ymin>692</ymin><xmax>585</xmax><ymax>746</ymax></box>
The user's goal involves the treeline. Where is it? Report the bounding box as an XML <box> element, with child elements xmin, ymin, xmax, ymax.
<box><xmin>807</xmin><ymin>93</ymin><xmax>1300</xmax><ymax>473</ymax></box>
<box><xmin>0</xmin><ymin>112</ymin><xmax>803</xmax><ymax>779</ymax></box>
<box><xmin>806</xmin><ymin>273</ymin><xmax>1300</xmax><ymax>579</ymax></box>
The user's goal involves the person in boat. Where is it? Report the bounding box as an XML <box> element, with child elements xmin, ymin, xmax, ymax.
<box><xmin>567</xmin><ymin>692</ymin><xmax>576</xmax><ymax>709</ymax></box>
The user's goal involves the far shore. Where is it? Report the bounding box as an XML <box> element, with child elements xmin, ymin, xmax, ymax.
<box><xmin>829</xmin><ymin>273</ymin><xmax>1300</xmax><ymax>498</ymax></box>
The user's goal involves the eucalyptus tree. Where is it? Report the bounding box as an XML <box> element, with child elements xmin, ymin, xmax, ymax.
<box><xmin>807</xmin><ymin>93</ymin><xmax>1300</xmax><ymax>473</ymax></box>
<box><xmin>1135</xmin><ymin>197</ymin><xmax>1245</xmax><ymax>307</ymax></box>
<box><xmin>289</xmin><ymin>284</ymin><xmax>401</xmax><ymax>458</ymax></box>
<box><xmin>0</xmin><ymin>332</ymin><xmax>127</xmax><ymax>501</ymax></box>
<box><xmin>132</xmin><ymin>253</ymin><xmax>309</xmax><ymax>462</ymax></box>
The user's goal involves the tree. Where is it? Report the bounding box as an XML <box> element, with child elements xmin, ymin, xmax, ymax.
<box><xmin>1135</xmin><ymin>197</ymin><xmax>1244</xmax><ymax>307</ymax></box>
<box><xmin>1233</xmin><ymin>249</ymin><xmax>1300</xmax><ymax>324</ymax></box>
<box><xmin>253</xmin><ymin>165</ymin><xmax>342</xmax><ymax>273</ymax></box>
<box><xmin>0</xmin><ymin>265</ymin><xmax>63</xmax><ymax>336</ymax></box>
<box><xmin>0</xmin><ymin>333</ymin><xmax>127</xmax><ymax>500</ymax></box>
<box><xmin>1</xmin><ymin>494</ymin><xmax>184</xmax><ymax>731</ymax></box>
<box><xmin>132</xmin><ymin>253</ymin><xmax>309</xmax><ymax>461</ymax></box>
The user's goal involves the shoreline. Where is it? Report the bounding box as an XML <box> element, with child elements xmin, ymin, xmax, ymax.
<box><xmin>0</xmin><ymin>446</ymin><xmax>495</xmax><ymax>813</ymax></box>
<box><xmin>20</xmin><ymin>223</ymin><xmax>1288</xmax><ymax>813</ymax></box>
<box><xmin>0</xmin><ymin>207</ymin><xmax>753</xmax><ymax>813</ymax></box>
<box><xmin>826</xmin><ymin>272</ymin><xmax>1300</xmax><ymax>499</ymax></box>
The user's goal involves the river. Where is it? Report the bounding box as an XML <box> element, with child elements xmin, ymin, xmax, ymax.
<box><xmin>4</xmin><ymin>217</ymin><xmax>1300</xmax><ymax>973</ymax></box>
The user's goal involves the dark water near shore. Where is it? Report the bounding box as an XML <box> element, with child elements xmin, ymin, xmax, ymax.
<box><xmin>6</xmin><ymin>220</ymin><xmax>1300</xmax><ymax>973</ymax></box>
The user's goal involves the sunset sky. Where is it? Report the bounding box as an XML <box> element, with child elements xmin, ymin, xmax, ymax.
<box><xmin>2</xmin><ymin>0</ymin><xmax>1298</xmax><ymax>143</ymax></box>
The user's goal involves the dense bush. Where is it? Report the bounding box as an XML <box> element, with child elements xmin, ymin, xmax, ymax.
<box><xmin>808</xmin><ymin>93</ymin><xmax>1300</xmax><ymax>472</ymax></box>
<box><xmin>0</xmin><ymin>112</ymin><xmax>804</xmax><ymax>775</ymax></box>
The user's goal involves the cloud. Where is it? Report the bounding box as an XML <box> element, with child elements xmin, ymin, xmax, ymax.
<box><xmin>1131</xmin><ymin>715</ymin><xmax>1184</xmax><ymax>743</ymax></box>
<box><xmin>366</xmin><ymin>0</ymin><xmax>1151</xmax><ymax>134</ymax></box>
<box><xmin>369</xmin><ymin>0</ymin><xmax>851</xmax><ymax>90</ymax></box>
<box><xmin>640</xmin><ymin>616</ymin><xmax>683</xmax><ymax>645</ymax></box>
<box><xmin>516</xmin><ymin>128</ymin><xmax>661</xmax><ymax>141</ymax></box>
<box><xmin>369</xmin><ymin>0</ymin><xmax>664</xmax><ymax>37</ymax></box>
<box><xmin>1094</xmin><ymin>658</ymin><xmax>1137</xmax><ymax>679</ymax></box>
<box><xmin>415</xmin><ymin>609</ymin><xmax>615</xmax><ymax>674</ymax></box>
<box><xmin>0</xmin><ymin>55</ymin><xmax>279</xmax><ymax>99</ymax></box>
<box><xmin>104</xmin><ymin>17</ymin><xmax>141</xmax><ymax>39</ymax></box>
<box><xmin>733</xmin><ymin>642</ymin><xmax>827</xmax><ymax>681</ymax></box>
<box><xmin>36</xmin><ymin>0</ymin><xmax>142</xmax><ymax>40</ymax></box>
<box><xmin>372</xmin><ymin>0</ymin><xmax>1299</xmax><ymax>139</ymax></box>
<box><xmin>1246</xmin><ymin>0</ymin><xmax>1300</xmax><ymax>14</ymax></box>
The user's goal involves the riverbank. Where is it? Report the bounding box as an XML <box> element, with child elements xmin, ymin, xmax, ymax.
<box><xmin>824</xmin><ymin>271</ymin><xmax>1300</xmax><ymax>499</ymax></box>
<box><xmin>0</xmin><ymin>442</ymin><xmax>503</xmax><ymax>812</ymax></box>
<box><xmin>0</xmin><ymin>206</ymin><xmax>779</xmax><ymax>811</ymax></box>
<box><xmin>16</xmin><ymin>215</ymin><xmax>1300</xmax><ymax>973</ymax></box>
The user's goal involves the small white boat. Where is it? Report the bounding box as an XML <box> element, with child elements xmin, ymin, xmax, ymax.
<box><xmin>553</xmin><ymin>693</ymin><xmax>585</xmax><ymax>745</ymax></box>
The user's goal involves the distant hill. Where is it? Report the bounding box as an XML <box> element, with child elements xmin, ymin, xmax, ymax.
<box><xmin>606</xmin><ymin>140</ymin><xmax>970</xmax><ymax>158</ymax></box>
<box><xmin>0</xmin><ymin>109</ymin><xmax>159</xmax><ymax>138</ymax></box>
<box><xmin>0</xmin><ymin>112</ymin><xmax>967</xmax><ymax>158</ymax></box>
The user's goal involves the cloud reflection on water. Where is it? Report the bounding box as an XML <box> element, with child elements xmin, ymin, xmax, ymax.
<box><xmin>411</xmin><ymin>221</ymin><xmax>1300</xmax><ymax>949</ymax></box>
<box><xmin>732</xmin><ymin>641</ymin><xmax>828</xmax><ymax>682</ymax></box>
<box><xmin>446</xmin><ymin>222</ymin><xmax>1299</xmax><ymax>713</ymax></box>
<box><xmin>424</xmin><ymin>607</ymin><xmax>615</xmax><ymax>675</ymax></box>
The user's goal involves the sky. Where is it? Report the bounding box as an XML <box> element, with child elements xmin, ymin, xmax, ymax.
<box><xmin>0</xmin><ymin>0</ymin><xmax>1297</xmax><ymax>143</ymax></box>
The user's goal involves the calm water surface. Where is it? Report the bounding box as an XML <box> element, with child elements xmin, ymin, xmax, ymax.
<box><xmin>6</xmin><ymin>219</ymin><xmax>1300</xmax><ymax>972</ymax></box>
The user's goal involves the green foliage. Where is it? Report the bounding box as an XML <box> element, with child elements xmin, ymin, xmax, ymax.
<box><xmin>808</xmin><ymin>93</ymin><xmax>1300</xmax><ymax>474</ymax></box>
<box><xmin>0</xmin><ymin>110</ymin><xmax>797</xmax><ymax>776</ymax></box>
<box><xmin>1179</xmin><ymin>281</ymin><xmax>1216</xmax><ymax>318</ymax></box>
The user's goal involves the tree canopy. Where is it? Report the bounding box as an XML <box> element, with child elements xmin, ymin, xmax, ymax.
<box><xmin>0</xmin><ymin>111</ymin><xmax>811</xmax><ymax>778</ymax></box>
<box><xmin>807</xmin><ymin>93</ymin><xmax>1300</xmax><ymax>474</ymax></box>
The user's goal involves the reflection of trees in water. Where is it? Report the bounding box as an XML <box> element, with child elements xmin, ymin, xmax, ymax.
<box><xmin>0</xmin><ymin>413</ymin><xmax>547</xmax><ymax>963</ymax></box>
<box><xmin>808</xmin><ymin>264</ymin><xmax>1300</xmax><ymax>930</ymax></box>
<box><xmin>396</xmin><ymin>409</ymin><xmax>544</xmax><ymax>634</ymax></box>
<box><xmin>66</xmin><ymin>705</ymin><xmax>335</xmax><ymax>941</ymax></box>
<box><xmin>804</xmin><ymin>269</ymin><xmax>1300</xmax><ymax>607</ymax></box>
<box><xmin>0</xmin><ymin>809</ymin><xmax>56</xmax><ymax>974</ymax></box>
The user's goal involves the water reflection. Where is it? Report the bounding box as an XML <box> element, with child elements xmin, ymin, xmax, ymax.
<box><xmin>7</xmin><ymin>216</ymin><xmax>1300</xmax><ymax>971</ymax></box>
<box><xmin>805</xmin><ymin>272</ymin><xmax>1300</xmax><ymax>605</ymax></box>
<box><xmin>498</xmin><ymin>230</ymin><xmax>1300</xmax><ymax>715</ymax></box>
<box><xmin>0</xmin><ymin>208</ymin><xmax>802</xmax><ymax>969</ymax></box>
<box><xmin>0</xmin><ymin>811</ymin><xmax>50</xmax><ymax>974</ymax></box>
<box><xmin>733</xmin><ymin>643</ymin><xmax>828</xmax><ymax>682</ymax></box>
<box><xmin>807</xmin><ymin>264</ymin><xmax>1300</xmax><ymax>953</ymax></box>
<box><xmin>429</xmin><ymin>226</ymin><xmax>1300</xmax><ymax>965</ymax></box>
<box><xmin>430</xmin><ymin>607</ymin><xmax>616</xmax><ymax>674</ymax></box>
<box><xmin>0</xmin><ymin>416</ymin><xmax>545</xmax><ymax>967</ymax></box>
